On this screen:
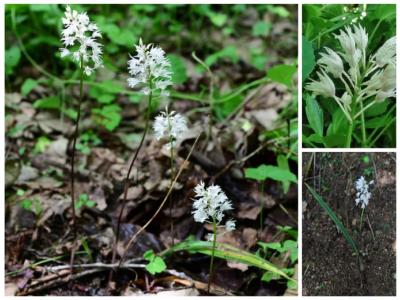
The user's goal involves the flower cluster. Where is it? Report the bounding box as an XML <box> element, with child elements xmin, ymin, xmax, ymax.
<box><xmin>192</xmin><ymin>182</ymin><xmax>236</xmax><ymax>240</ymax></box>
<box><xmin>153</xmin><ymin>109</ymin><xmax>188</xmax><ymax>150</ymax></box>
<box><xmin>60</xmin><ymin>5</ymin><xmax>103</xmax><ymax>76</ymax></box>
<box><xmin>355</xmin><ymin>176</ymin><xmax>373</xmax><ymax>209</ymax></box>
<box><xmin>305</xmin><ymin>24</ymin><xmax>396</xmax><ymax>123</ymax></box>
<box><xmin>127</xmin><ymin>39</ymin><xmax>172</xmax><ymax>96</ymax></box>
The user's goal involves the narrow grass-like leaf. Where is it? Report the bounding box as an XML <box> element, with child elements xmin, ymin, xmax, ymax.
<box><xmin>163</xmin><ymin>240</ymin><xmax>295</xmax><ymax>282</ymax></box>
<box><xmin>305</xmin><ymin>183</ymin><xmax>358</xmax><ymax>254</ymax></box>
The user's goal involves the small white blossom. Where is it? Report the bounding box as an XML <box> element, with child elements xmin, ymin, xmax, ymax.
<box><xmin>353</xmin><ymin>24</ymin><xmax>368</xmax><ymax>54</ymax></box>
<box><xmin>127</xmin><ymin>38</ymin><xmax>172</xmax><ymax>96</ymax></box>
<box><xmin>60</xmin><ymin>5</ymin><xmax>103</xmax><ymax>75</ymax></box>
<box><xmin>192</xmin><ymin>182</ymin><xmax>235</xmax><ymax>236</ymax></box>
<box><xmin>153</xmin><ymin>109</ymin><xmax>188</xmax><ymax>149</ymax></box>
<box><xmin>355</xmin><ymin>176</ymin><xmax>373</xmax><ymax>209</ymax></box>
<box><xmin>305</xmin><ymin>71</ymin><xmax>336</xmax><ymax>98</ymax></box>
<box><xmin>318</xmin><ymin>47</ymin><xmax>344</xmax><ymax>78</ymax></box>
<box><xmin>225</xmin><ymin>219</ymin><xmax>236</xmax><ymax>232</ymax></box>
<box><xmin>373</xmin><ymin>36</ymin><xmax>396</xmax><ymax>67</ymax></box>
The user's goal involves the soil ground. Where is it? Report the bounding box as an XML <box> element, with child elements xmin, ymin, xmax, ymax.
<box><xmin>302</xmin><ymin>152</ymin><xmax>396</xmax><ymax>296</ymax></box>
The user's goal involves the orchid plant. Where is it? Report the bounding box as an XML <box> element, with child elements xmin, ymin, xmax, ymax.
<box><xmin>192</xmin><ymin>182</ymin><xmax>236</xmax><ymax>293</ymax></box>
<box><xmin>304</xmin><ymin>22</ymin><xmax>396</xmax><ymax>148</ymax></box>
<box><xmin>153</xmin><ymin>108</ymin><xmax>188</xmax><ymax>245</ymax></box>
<box><xmin>111</xmin><ymin>39</ymin><xmax>173</xmax><ymax>270</ymax></box>
<box><xmin>355</xmin><ymin>176</ymin><xmax>373</xmax><ymax>231</ymax></box>
<box><xmin>60</xmin><ymin>5</ymin><xmax>102</xmax><ymax>238</ymax></box>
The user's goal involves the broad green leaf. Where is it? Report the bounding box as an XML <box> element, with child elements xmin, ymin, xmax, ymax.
<box><xmin>365</xmin><ymin>101</ymin><xmax>389</xmax><ymax>117</ymax></box>
<box><xmin>327</xmin><ymin>109</ymin><xmax>349</xmax><ymax>137</ymax></box>
<box><xmin>305</xmin><ymin>94</ymin><xmax>324</xmax><ymax>137</ymax></box>
<box><xmin>324</xmin><ymin>134</ymin><xmax>347</xmax><ymax>147</ymax></box>
<box><xmin>33</xmin><ymin>96</ymin><xmax>60</xmax><ymax>110</ymax></box>
<box><xmin>21</xmin><ymin>78</ymin><xmax>38</xmax><ymax>96</ymax></box>
<box><xmin>144</xmin><ymin>250</ymin><xmax>167</xmax><ymax>275</ymax></box>
<box><xmin>208</xmin><ymin>13</ymin><xmax>227</xmax><ymax>27</ymax></box>
<box><xmin>5</xmin><ymin>46</ymin><xmax>21</xmax><ymax>75</ymax></box>
<box><xmin>267</xmin><ymin>64</ymin><xmax>296</xmax><ymax>88</ymax></box>
<box><xmin>34</xmin><ymin>136</ymin><xmax>51</xmax><ymax>153</ymax></box>
<box><xmin>205</xmin><ymin>46</ymin><xmax>239</xmax><ymax>67</ymax></box>
<box><xmin>245</xmin><ymin>164</ymin><xmax>297</xmax><ymax>183</ymax></box>
<box><xmin>252</xmin><ymin>21</ymin><xmax>271</xmax><ymax>37</ymax></box>
<box><xmin>305</xmin><ymin>183</ymin><xmax>358</xmax><ymax>254</ymax></box>
<box><xmin>261</xmin><ymin>272</ymin><xmax>280</xmax><ymax>282</ymax></box>
<box><xmin>164</xmin><ymin>240</ymin><xmax>294</xmax><ymax>282</ymax></box>
<box><xmin>92</xmin><ymin>104</ymin><xmax>122</xmax><ymax>131</ymax></box>
<box><xmin>302</xmin><ymin>37</ymin><xmax>315</xmax><ymax>82</ymax></box>
<box><xmin>168</xmin><ymin>54</ymin><xmax>188</xmax><ymax>85</ymax></box>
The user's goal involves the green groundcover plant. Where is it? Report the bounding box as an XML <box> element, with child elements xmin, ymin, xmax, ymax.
<box><xmin>302</xmin><ymin>4</ymin><xmax>396</xmax><ymax>148</ymax></box>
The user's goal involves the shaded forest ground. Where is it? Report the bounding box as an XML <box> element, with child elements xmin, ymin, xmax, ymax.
<box><xmin>302</xmin><ymin>152</ymin><xmax>396</xmax><ymax>296</ymax></box>
<box><xmin>5</xmin><ymin>4</ymin><xmax>298</xmax><ymax>296</ymax></box>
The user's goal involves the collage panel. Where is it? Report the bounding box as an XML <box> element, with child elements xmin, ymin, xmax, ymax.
<box><xmin>302</xmin><ymin>4</ymin><xmax>396</xmax><ymax>148</ymax></box>
<box><xmin>302</xmin><ymin>152</ymin><xmax>396</xmax><ymax>296</ymax></box>
<box><xmin>4</xmin><ymin>3</ymin><xmax>299</xmax><ymax>296</ymax></box>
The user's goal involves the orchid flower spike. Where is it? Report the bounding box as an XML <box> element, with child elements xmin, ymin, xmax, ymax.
<box><xmin>127</xmin><ymin>38</ymin><xmax>172</xmax><ymax>96</ymax></box>
<box><xmin>153</xmin><ymin>108</ymin><xmax>188</xmax><ymax>150</ymax></box>
<box><xmin>60</xmin><ymin>5</ymin><xmax>103</xmax><ymax>76</ymax></box>
<box><xmin>355</xmin><ymin>176</ymin><xmax>373</xmax><ymax>209</ymax></box>
<box><xmin>192</xmin><ymin>182</ymin><xmax>236</xmax><ymax>240</ymax></box>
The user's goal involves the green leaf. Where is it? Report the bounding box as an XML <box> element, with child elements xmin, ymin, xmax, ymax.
<box><xmin>5</xmin><ymin>46</ymin><xmax>21</xmax><ymax>75</ymax></box>
<box><xmin>283</xmin><ymin>240</ymin><xmax>298</xmax><ymax>263</ymax></box>
<box><xmin>252</xmin><ymin>21</ymin><xmax>271</xmax><ymax>37</ymax></box>
<box><xmin>267</xmin><ymin>64</ymin><xmax>296</xmax><ymax>88</ymax></box>
<box><xmin>144</xmin><ymin>250</ymin><xmax>167</xmax><ymax>275</ymax></box>
<box><xmin>208</xmin><ymin>13</ymin><xmax>227</xmax><ymax>27</ymax></box>
<box><xmin>205</xmin><ymin>46</ymin><xmax>239</xmax><ymax>67</ymax></box>
<box><xmin>168</xmin><ymin>54</ymin><xmax>188</xmax><ymax>85</ymax></box>
<box><xmin>21</xmin><ymin>78</ymin><xmax>38</xmax><ymax>96</ymax></box>
<box><xmin>305</xmin><ymin>183</ymin><xmax>358</xmax><ymax>254</ymax></box>
<box><xmin>164</xmin><ymin>240</ymin><xmax>294</xmax><ymax>282</ymax></box>
<box><xmin>257</xmin><ymin>242</ymin><xmax>283</xmax><ymax>252</ymax></box>
<box><xmin>261</xmin><ymin>271</ymin><xmax>280</xmax><ymax>282</ymax></box>
<box><xmin>302</xmin><ymin>37</ymin><xmax>315</xmax><ymax>82</ymax></box>
<box><xmin>327</xmin><ymin>108</ymin><xmax>349</xmax><ymax>137</ymax></box>
<box><xmin>34</xmin><ymin>136</ymin><xmax>51</xmax><ymax>153</ymax></box>
<box><xmin>245</xmin><ymin>164</ymin><xmax>297</xmax><ymax>183</ymax></box>
<box><xmin>305</xmin><ymin>94</ymin><xmax>324</xmax><ymax>137</ymax></box>
<box><xmin>92</xmin><ymin>104</ymin><xmax>122</xmax><ymax>131</ymax></box>
<box><xmin>33</xmin><ymin>96</ymin><xmax>61</xmax><ymax>110</ymax></box>
<box><xmin>365</xmin><ymin>101</ymin><xmax>389</xmax><ymax>117</ymax></box>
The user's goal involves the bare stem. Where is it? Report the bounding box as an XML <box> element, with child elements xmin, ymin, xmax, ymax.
<box><xmin>109</xmin><ymin>85</ymin><xmax>153</xmax><ymax>283</ymax></box>
<box><xmin>69</xmin><ymin>56</ymin><xmax>84</xmax><ymax>269</ymax></box>
<box><xmin>207</xmin><ymin>216</ymin><xmax>217</xmax><ymax>294</ymax></box>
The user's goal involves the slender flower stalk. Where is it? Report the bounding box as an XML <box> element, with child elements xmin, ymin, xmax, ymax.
<box><xmin>192</xmin><ymin>182</ymin><xmax>235</xmax><ymax>293</ymax></box>
<box><xmin>355</xmin><ymin>176</ymin><xmax>373</xmax><ymax>231</ymax></box>
<box><xmin>110</xmin><ymin>39</ymin><xmax>172</xmax><ymax>281</ymax></box>
<box><xmin>59</xmin><ymin>5</ymin><xmax>102</xmax><ymax>257</ymax></box>
<box><xmin>305</xmin><ymin>24</ymin><xmax>396</xmax><ymax>147</ymax></box>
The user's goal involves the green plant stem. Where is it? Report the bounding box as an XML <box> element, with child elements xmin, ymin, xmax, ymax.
<box><xmin>359</xmin><ymin>208</ymin><xmax>365</xmax><ymax>232</ymax></box>
<box><xmin>110</xmin><ymin>82</ymin><xmax>153</xmax><ymax>282</ymax></box>
<box><xmin>259</xmin><ymin>181</ymin><xmax>265</xmax><ymax>232</ymax></box>
<box><xmin>359</xmin><ymin>101</ymin><xmax>367</xmax><ymax>147</ymax></box>
<box><xmin>69</xmin><ymin>56</ymin><xmax>84</xmax><ymax>270</ymax></box>
<box><xmin>368</xmin><ymin>117</ymin><xmax>395</xmax><ymax>146</ymax></box>
<box><xmin>208</xmin><ymin>216</ymin><xmax>217</xmax><ymax>294</ymax></box>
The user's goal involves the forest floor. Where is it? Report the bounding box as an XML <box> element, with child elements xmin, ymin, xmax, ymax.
<box><xmin>302</xmin><ymin>152</ymin><xmax>396</xmax><ymax>296</ymax></box>
<box><xmin>5</xmin><ymin>4</ymin><xmax>298</xmax><ymax>296</ymax></box>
